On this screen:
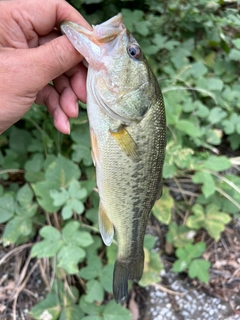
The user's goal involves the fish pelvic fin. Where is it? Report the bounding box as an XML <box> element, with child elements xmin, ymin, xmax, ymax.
<box><xmin>109</xmin><ymin>126</ymin><xmax>139</xmax><ymax>161</ymax></box>
<box><xmin>113</xmin><ymin>254</ymin><xmax>144</xmax><ymax>303</ymax></box>
<box><xmin>98</xmin><ymin>202</ymin><xmax>114</xmax><ymax>246</ymax></box>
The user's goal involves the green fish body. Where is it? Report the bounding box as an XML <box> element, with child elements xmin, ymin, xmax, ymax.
<box><xmin>61</xmin><ymin>14</ymin><xmax>166</xmax><ymax>303</ymax></box>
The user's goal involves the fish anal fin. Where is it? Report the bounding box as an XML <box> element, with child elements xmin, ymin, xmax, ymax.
<box><xmin>110</xmin><ymin>126</ymin><xmax>139</xmax><ymax>161</ymax></box>
<box><xmin>98</xmin><ymin>202</ymin><xmax>114</xmax><ymax>246</ymax></box>
<box><xmin>90</xmin><ymin>129</ymin><xmax>100</xmax><ymax>167</ymax></box>
<box><xmin>113</xmin><ymin>253</ymin><xmax>144</xmax><ymax>303</ymax></box>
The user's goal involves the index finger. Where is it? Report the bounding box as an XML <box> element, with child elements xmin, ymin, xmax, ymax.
<box><xmin>9</xmin><ymin>0</ymin><xmax>92</xmax><ymax>37</ymax></box>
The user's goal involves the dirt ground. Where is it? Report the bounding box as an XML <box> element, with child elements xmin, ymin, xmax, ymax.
<box><xmin>1</xmin><ymin>216</ymin><xmax>240</xmax><ymax>320</ymax></box>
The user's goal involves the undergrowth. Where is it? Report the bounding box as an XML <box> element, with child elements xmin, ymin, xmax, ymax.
<box><xmin>0</xmin><ymin>0</ymin><xmax>240</xmax><ymax>319</ymax></box>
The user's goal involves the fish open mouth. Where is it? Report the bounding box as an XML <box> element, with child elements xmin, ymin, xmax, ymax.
<box><xmin>60</xmin><ymin>13</ymin><xmax>126</xmax><ymax>69</ymax></box>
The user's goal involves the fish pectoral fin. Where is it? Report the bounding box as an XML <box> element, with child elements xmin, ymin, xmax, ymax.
<box><xmin>90</xmin><ymin>128</ymin><xmax>101</xmax><ymax>167</ymax></box>
<box><xmin>110</xmin><ymin>126</ymin><xmax>139</xmax><ymax>161</ymax></box>
<box><xmin>98</xmin><ymin>202</ymin><xmax>114</xmax><ymax>246</ymax></box>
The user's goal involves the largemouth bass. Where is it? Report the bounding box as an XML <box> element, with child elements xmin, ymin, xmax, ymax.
<box><xmin>61</xmin><ymin>14</ymin><xmax>166</xmax><ymax>303</ymax></box>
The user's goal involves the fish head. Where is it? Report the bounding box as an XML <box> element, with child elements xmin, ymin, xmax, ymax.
<box><xmin>61</xmin><ymin>14</ymin><xmax>159</xmax><ymax>123</ymax></box>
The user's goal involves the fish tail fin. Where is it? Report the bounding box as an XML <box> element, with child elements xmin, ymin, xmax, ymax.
<box><xmin>113</xmin><ymin>254</ymin><xmax>144</xmax><ymax>303</ymax></box>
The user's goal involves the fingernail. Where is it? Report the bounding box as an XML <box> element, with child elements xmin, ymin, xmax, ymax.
<box><xmin>75</xmin><ymin>102</ymin><xmax>79</xmax><ymax>117</ymax></box>
<box><xmin>66</xmin><ymin>119</ymin><xmax>71</xmax><ymax>134</ymax></box>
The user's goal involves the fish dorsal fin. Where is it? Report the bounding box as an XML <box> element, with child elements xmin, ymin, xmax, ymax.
<box><xmin>110</xmin><ymin>126</ymin><xmax>139</xmax><ymax>161</ymax></box>
<box><xmin>99</xmin><ymin>202</ymin><xmax>114</xmax><ymax>246</ymax></box>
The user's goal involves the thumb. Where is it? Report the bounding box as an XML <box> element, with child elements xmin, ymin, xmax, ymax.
<box><xmin>26</xmin><ymin>35</ymin><xmax>84</xmax><ymax>91</ymax></box>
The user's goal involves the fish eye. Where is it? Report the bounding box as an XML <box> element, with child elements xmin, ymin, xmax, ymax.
<box><xmin>127</xmin><ymin>45</ymin><xmax>141</xmax><ymax>60</ymax></box>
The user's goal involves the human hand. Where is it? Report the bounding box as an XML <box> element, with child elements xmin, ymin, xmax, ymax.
<box><xmin>0</xmin><ymin>0</ymin><xmax>91</xmax><ymax>134</ymax></box>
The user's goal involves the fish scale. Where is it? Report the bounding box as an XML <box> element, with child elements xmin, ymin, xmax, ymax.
<box><xmin>61</xmin><ymin>13</ymin><xmax>166</xmax><ymax>303</ymax></box>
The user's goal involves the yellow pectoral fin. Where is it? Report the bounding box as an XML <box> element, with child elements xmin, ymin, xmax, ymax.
<box><xmin>110</xmin><ymin>126</ymin><xmax>139</xmax><ymax>161</ymax></box>
<box><xmin>99</xmin><ymin>202</ymin><xmax>114</xmax><ymax>246</ymax></box>
<box><xmin>90</xmin><ymin>129</ymin><xmax>101</xmax><ymax>167</ymax></box>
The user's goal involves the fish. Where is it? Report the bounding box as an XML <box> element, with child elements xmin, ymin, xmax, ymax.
<box><xmin>60</xmin><ymin>13</ymin><xmax>166</xmax><ymax>303</ymax></box>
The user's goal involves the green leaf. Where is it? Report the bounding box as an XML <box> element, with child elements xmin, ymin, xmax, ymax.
<box><xmin>72</xmin><ymin>144</ymin><xmax>92</xmax><ymax>166</ymax></box>
<box><xmin>9</xmin><ymin>126</ymin><xmax>31</xmax><ymax>154</ymax></box>
<box><xmin>99</xmin><ymin>264</ymin><xmax>114</xmax><ymax>293</ymax></box>
<box><xmin>78</xmin><ymin>231</ymin><xmax>94</xmax><ymax>248</ymax></box>
<box><xmin>135</xmin><ymin>20</ymin><xmax>150</xmax><ymax>36</ymax></box>
<box><xmin>32</xmin><ymin>180</ymin><xmax>61</xmax><ymax>212</ymax></box>
<box><xmin>103</xmin><ymin>301</ymin><xmax>132</xmax><ymax>320</ymax></box>
<box><xmin>166</xmin><ymin>223</ymin><xmax>195</xmax><ymax>248</ymax></box>
<box><xmin>229</xmin><ymin>48</ymin><xmax>240</xmax><ymax>61</ymax></box>
<box><xmin>50</xmin><ymin>188</ymin><xmax>69</xmax><ymax>206</ymax></box>
<box><xmin>62</xmin><ymin>204</ymin><xmax>73</xmax><ymax>220</ymax></box>
<box><xmin>188</xmin><ymin>259</ymin><xmax>210</xmax><ymax>283</ymax></box>
<box><xmin>192</xmin><ymin>171</ymin><xmax>215</xmax><ymax>198</ymax></box>
<box><xmin>62</xmin><ymin>221</ymin><xmax>81</xmax><ymax>242</ymax></box>
<box><xmin>186</xmin><ymin>204</ymin><xmax>205</xmax><ymax>230</ymax></box>
<box><xmin>16</xmin><ymin>202</ymin><xmax>38</xmax><ymax>218</ymax></box>
<box><xmin>2</xmin><ymin>149</ymin><xmax>19</xmax><ymax>169</ymax></box>
<box><xmin>68</xmin><ymin>180</ymin><xmax>88</xmax><ymax>200</ymax></box>
<box><xmin>59</xmin><ymin>306</ymin><xmax>85</xmax><ymax>320</ymax></box>
<box><xmin>46</xmin><ymin>155</ymin><xmax>81</xmax><ymax>188</ymax></box>
<box><xmin>106</xmin><ymin>244</ymin><xmax>117</xmax><ymax>265</ymax></box>
<box><xmin>62</xmin><ymin>220</ymin><xmax>92</xmax><ymax>245</ymax></box>
<box><xmin>206</xmin><ymin>129</ymin><xmax>222</xmax><ymax>145</ymax></box>
<box><xmin>173</xmin><ymin>258</ymin><xmax>190</xmax><ymax>273</ymax></box>
<box><xmin>65</xmin><ymin>198</ymin><xmax>84</xmax><ymax>215</ymax></box>
<box><xmin>207</xmin><ymin>78</ymin><xmax>223</xmax><ymax>91</ymax></box>
<box><xmin>16</xmin><ymin>184</ymin><xmax>34</xmax><ymax>207</ymax></box>
<box><xmin>176</xmin><ymin>120</ymin><xmax>201</xmax><ymax>137</ymax></box>
<box><xmin>0</xmin><ymin>185</ymin><xmax>4</xmax><ymax>196</ymax></box>
<box><xmin>208</xmin><ymin>107</ymin><xmax>227</xmax><ymax>124</ymax></box>
<box><xmin>195</xmin><ymin>101</ymin><xmax>210</xmax><ymax>118</ymax></box>
<box><xmin>82</xmin><ymin>316</ymin><xmax>102</xmax><ymax>320</ymax></box>
<box><xmin>51</xmin><ymin>280</ymin><xmax>79</xmax><ymax>305</ymax></box>
<box><xmin>232</xmin><ymin>39</ymin><xmax>240</xmax><ymax>49</ymax></box>
<box><xmin>79</xmin><ymin>256</ymin><xmax>102</xmax><ymax>280</ymax></box>
<box><xmin>152</xmin><ymin>188</ymin><xmax>173</xmax><ymax>224</ymax></box>
<box><xmin>0</xmin><ymin>194</ymin><xmax>15</xmax><ymax>223</ymax></box>
<box><xmin>139</xmin><ymin>251</ymin><xmax>162</xmax><ymax>287</ymax></box>
<box><xmin>29</xmin><ymin>293</ymin><xmax>61</xmax><ymax>320</ymax></box>
<box><xmin>144</xmin><ymin>235</ymin><xmax>157</xmax><ymax>250</ymax></box>
<box><xmin>191</xmin><ymin>61</ymin><xmax>208</xmax><ymax>77</ymax></box>
<box><xmin>170</xmin><ymin>48</ymin><xmax>189</xmax><ymax>69</ymax></box>
<box><xmin>173</xmin><ymin>243</ymin><xmax>207</xmax><ymax>273</ymax></box>
<box><xmin>31</xmin><ymin>226</ymin><xmax>62</xmax><ymax>258</ymax></box>
<box><xmin>57</xmin><ymin>245</ymin><xmax>86</xmax><ymax>274</ymax></box>
<box><xmin>79</xmin><ymin>295</ymin><xmax>103</xmax><ymax>315</ymax></box>
<box><xmin>2</xmin><ymin>216</ymin><xmax>32</xmax><ymax>246</ymax></box>
<box><xmin>222</xmin><ymin>120</ymin><xmax>235</xmax><ymax>134</ymax></box>
<box><xmin>71</xmin><ymin>198</ymin><xmax>84</xmax><ymax>213</ymax></box>
<box><xmin>205</xmin><ymin>204</ymin><xmax>231</xmax><ymax>241</ymax></box>
<box><xmin>201</xmin><ymin>156</ymin><xmax>231</xmax><ymax>171</ymax></box>
<box><xmin>85</xmin><ymin>280</ymin><xmax>104</xmax><ymax>303</ymax></box>
<box><xmin>71</xmin><ymin>121</ymin><xmax>90</xmax><ymax>146</ymax></box>
<box><xmin>62</xmin><ymin>221</ymin><xmax>94</xmax><ymax>248</ymax></box>
<box><xmin>178</xmin><ymin>242</ymin><xmax>206</xmax><ymax>259</ymax></box>
<box><xmin>187</xmin><ymin>203</ymin><xmax>231</xmax><ymax>241</ymax></box>
<box><xmin>24</xmin><ymin>153</ymin><xmax>44</xmax><ymax>172</ymax></box>
<box><xmin>85</xmin><ymin>235</ymin><xmax>103</xmax><ymax>258</ymax></box>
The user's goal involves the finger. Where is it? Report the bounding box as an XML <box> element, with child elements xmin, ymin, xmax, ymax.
<box><xmin>9</xmin><ymin>0</ymin><xmax>91</xmax><ymax>37</ymax></box>
<box><xmin>38</xmin><ymin>30</ymin><xmax>61</xmax><ymax>46</ymax></box>
<box><xmin>20</xmin><ymin>35</ymin><xmax>84</xmax><ymax>92</ymax></box>
<box><xmin>53</xmin><ymin>74</ymin><xmax>79</xmax><ymax>118</ymax></box>
<box><xmin>36</xmin><ymin>84</ymin><xmax>70</xmax><ymax>134</ymax></box>
<box><xmin>65</xmin><ymin>63</ymin><xmax>88</xmax><ymax>103</ymax></box>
